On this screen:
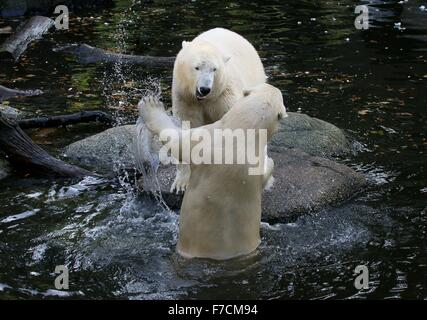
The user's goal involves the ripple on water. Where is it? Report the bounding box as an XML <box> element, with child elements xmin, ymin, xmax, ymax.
<box><xmin>20</xmin><ymin>189</ymin><xmax>390</xmax><ymax>299</ymax></box>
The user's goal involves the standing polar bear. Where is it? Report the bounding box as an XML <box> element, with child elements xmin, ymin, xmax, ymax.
<box><xmin>139</xmin><ymin>83</ymin><xmax>288</xmax><ymax>260</ymax></box>
<box><xmin>171</xmin><ymin>27</ymin><xmax>267</xmax><ymax>192</ymax></box>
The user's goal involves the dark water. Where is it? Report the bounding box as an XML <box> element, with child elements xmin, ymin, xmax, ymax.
<box><xmin>0</xmin><ymin>0</ymin><xmax>426</xmax><ymax>299</ymax></box>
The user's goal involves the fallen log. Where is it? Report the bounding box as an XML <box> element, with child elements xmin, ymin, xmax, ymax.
<box><xmin>18</xmin><ymin>110</ymin><xmax>114</xmax><ymax>129</ymax></box>
<box><xmin>55</xmin><ymin>43</ymin><xmax>176</xmax><ymax>67</ymax></box>
<box><xmin>0</xmin><ymin>16</ymin><xmax>54</xmax><ymax>61</ymax></box>
<box><xmin>0</xmin><ymin>85</ymin><xmax>43</xmax><ymax>101</ymax></box>
<box><xmin>0</xmin><ymin>26</ymin><xmax>13</xmax><ymax>34</ymax></box>
<box><xmin>0</xmin><ymin>112</ymin><xmax>96</xmax><ymax>177</ymax></box>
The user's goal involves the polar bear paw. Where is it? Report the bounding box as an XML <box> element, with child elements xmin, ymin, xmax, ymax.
<box><xmin>170</xmin><ymin>165</ymin><xmax>191</xmax><ymax>194</ymax></box>
<box><xmin>138</xmin><ymin>96</ymin><xmax>165</xmax><ymax>123</ymax></box>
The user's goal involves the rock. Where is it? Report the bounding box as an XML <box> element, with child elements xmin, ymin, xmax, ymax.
<box><xmin>0</xmin><ymin>158</ymin><xmax>10</xmax><ymax>180</ymax></box>
<box><xmin>64</xmin><ymin>112</ymin><xmax>350</xmax><ymax>172</ymax></box>
<box><xmin>64</xmin><ymin>125</ymin><xmax>136</xmax><ymax>171</ymax></box>
<box><xmin>270</xmin><ymin>112</ymin><xmax>350</xmax><ymax>157</ymax></box>
<box><xmin>148</xmin><ymin>164</ymin><xmax>182</xmax><ymax>209</ymax></box>
<box><xmin>261</xmin><ymin>150</ymin><xmax>366</xmax><ymax>222</ymax></box>
<box><xmin>64</xmin><ymin>118</ymin><xmax>363</xmax><ymax>222</ymax></box>
<box><xmin>144</xmin><ymin>150</ymin><xmax>366</xmax><ymax>222</ymax></box>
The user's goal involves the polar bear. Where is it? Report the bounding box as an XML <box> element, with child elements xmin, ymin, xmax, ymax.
<box><xmin>138</xmin><ymin>83</ymin><xmax>287</xmax><ymax>260</ymax></box>
<box><xmin>171</xmin><ymin>27</ymin><xmax>266</xmax><ymax>193</ymax></box>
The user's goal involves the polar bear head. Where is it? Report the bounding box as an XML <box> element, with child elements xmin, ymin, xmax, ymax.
<box><xmin>222</xmin><ymin>83</ymin><xmax>288</xmax><ymax>139</ymax></box>
<box><xmin>174</xmin><ymin>40</ymin><xmax>231</xmax><ymax>101</ymax></box>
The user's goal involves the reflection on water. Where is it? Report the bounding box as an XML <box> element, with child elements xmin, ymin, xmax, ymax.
<box><xmin>0</xmin><ymin>0</ymin><xmax>426</xmax><ymax>299</ymax></box>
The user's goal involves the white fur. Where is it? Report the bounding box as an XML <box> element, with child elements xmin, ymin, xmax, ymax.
<box><xmin>138</xmin><ymin>83</ymin><xmax>287</xmax><ymax>260</ymax></box>
<box><xmin>171</xmin><ymin>28</ymin><xmax>267</xmax><ymax>192</ymax></box>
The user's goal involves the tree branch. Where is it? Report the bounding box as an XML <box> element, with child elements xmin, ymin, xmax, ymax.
<box><xmin>18</xmin><ymin>110</ymin><xmax>114</xmax><ymax>129</ymax></box>
<box><xmin>0</xmin><ymin>85</ymin><xmax>43</xmax><ymax>101</ymax></box>
<box><xmin>55</xmin><ymin>43</ymin><xmax>176</xmax><ymax>67</ymax></box>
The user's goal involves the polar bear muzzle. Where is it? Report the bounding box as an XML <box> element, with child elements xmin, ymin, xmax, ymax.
<box><xmin>195</xmin><ymin>67</ymin><xmax>215</xmax><ymax>100</ymax></box>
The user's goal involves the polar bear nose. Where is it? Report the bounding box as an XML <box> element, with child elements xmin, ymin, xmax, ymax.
<box><xmin>198</xmin><ymin>86</ymin><xmax>211</xmax><ymax>96</ymax></box>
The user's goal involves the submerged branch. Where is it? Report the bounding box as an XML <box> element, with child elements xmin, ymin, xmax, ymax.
<box><xmin>0</xmin><ymin>85</ymin><xmax>43</xmax><ymax>101</ymax></box>
<box><xmin>55</xmin><ymin>43</ymin><xmax>176</xmax><ymax>67</ymax></box>
<box><xmin>18</xmin><ymin>111</ymin><xmax>114</xmax><ymax>129</ymax></box>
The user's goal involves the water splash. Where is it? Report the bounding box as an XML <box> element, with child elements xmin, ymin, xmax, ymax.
<box><xmin>133</xmin><ymin>92</ymin><xmax>171</xmax><ymax>211</ymax></box>
<box><xmin>134</xmin><ymin>117</ymin><xmax>159</xmax><ymax>189</ymax></box>
<box><xmin>96</xmin><ymin>1</ymin><xmax>169</xmax><ymax>209</ymax></box>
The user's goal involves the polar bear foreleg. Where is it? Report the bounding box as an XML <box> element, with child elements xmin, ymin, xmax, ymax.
<box><xmin>139</xmin><ymin>96</ymin><xmax>193</xmax><ymax>194</ymax></box>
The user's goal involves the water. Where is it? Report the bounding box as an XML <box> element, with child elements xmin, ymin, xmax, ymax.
<box><xmin>0</xmin><ymin>0</ymin><xmax>426</xmax><ymax>299</ymax></box>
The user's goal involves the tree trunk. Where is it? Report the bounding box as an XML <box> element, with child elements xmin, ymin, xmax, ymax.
<box><xmin>0</xmin><ymin>113</ymin><xmax>96</xmax><ymax>177</ymax></box>
<box><xmin>0</xmin><ymin>16</ymin><xmax>54</xmax><ymax>61</ymax></box>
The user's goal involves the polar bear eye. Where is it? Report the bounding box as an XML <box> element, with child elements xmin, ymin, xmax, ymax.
<box><xmin>213</xmin><ymin>67</ymin><xmax>217</xmax><ymax>72</ymax></box>
<box><xmin>195</xmin><ymin>66</ymin><xmax>200</xmax><ymax>70</ymax></box>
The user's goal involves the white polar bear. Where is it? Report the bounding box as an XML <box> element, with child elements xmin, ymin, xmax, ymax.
<box><xmin>139</xmin><ymin>83</ymin><xmax>288</xmax><ymax>260</ymax></box>
<box><xmin>171</xmin><ymin>27</ymin><xmax>267</xmax><ymax>193</ymax></box>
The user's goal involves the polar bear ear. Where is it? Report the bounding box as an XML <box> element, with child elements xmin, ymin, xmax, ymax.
<box><xmin>182</xmin><ymin>40</ymin><xmax>189</xmax><ymax>48</ymax></box>
<box><xmin>223</xmin><ymin>55</ymin><xmax>231</xmax><ymax>63</ymax></box>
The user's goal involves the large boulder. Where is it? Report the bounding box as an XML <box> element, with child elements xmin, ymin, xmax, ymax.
<box><xmin>139</xmin><ymin>150</ymin><xmax>366</xmax><ymax>222</ymax></box>
<box><xmin>64</xmin><ymin>112</ymin><xmax>350</xmax><ymax>171</ymax></box>
<box><xmin>261</xmin><ymin>150</ymin><xmax>365</xmax><ymax>221</ymax></box>
<box><xmin>63</xmin><ymin>125</ymin><xmax>136</xmax><ymax>171</ymax></box>
<box><xmin>64</xmin><ymin>118</ymin><xmax>365</xmax><ymax>222</ymax></box>
<box><xmin>270</xmin><ymin>112</ymin><xmax>350</xmax><ymax>158</ymax></box>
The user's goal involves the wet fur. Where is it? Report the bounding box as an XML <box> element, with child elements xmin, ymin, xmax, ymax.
<box><xmin>138</xmin><ymin>84</ymin><xmax>287</xmax><ymax>260</ymax></box>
